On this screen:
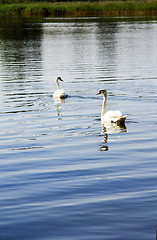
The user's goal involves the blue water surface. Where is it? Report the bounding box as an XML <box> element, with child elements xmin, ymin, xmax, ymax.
<box><xmin>0</xmin><ymin>17</ymin><xmax>157</xmax><ymax>240</ymax></box>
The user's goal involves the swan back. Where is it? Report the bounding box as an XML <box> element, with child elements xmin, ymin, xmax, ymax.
<box><xmin>53</xmin><ymin>89</ymin><xmax>66</xmax><ymax>98</ymax></box>
<box><xmin>101</xmin><ymin>111</ymin><xmax>127</xmax><ymax>124</ymax></box>
<box><xmin>104</xmin><ymin>110</ymin><xmax>122</xmax><ymax>119</ymax></box>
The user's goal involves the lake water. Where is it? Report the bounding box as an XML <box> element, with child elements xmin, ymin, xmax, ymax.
<box><xmin>0</xmin><ymin>17</ymin><xmax>157</xmax><ymax>240</ymax></box>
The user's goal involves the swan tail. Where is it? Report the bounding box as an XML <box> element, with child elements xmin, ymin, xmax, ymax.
<box><xmin>60</xmin><ymin>94</ymin><xmax>68</xmax><ymax>99</ymax></box>
<box><xmin>115</xmin><ymin>115</ymin><xmax>127</xmax><ymax>124</ymax></box>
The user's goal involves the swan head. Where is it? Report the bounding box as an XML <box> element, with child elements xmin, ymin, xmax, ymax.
<box><xmin>56</xmin><ymin>76</ymin><xmax>63</xmax><ymax>82</ymax></box>
<box><xmin>96</xmin><ymin>89</ymin><xmax>107</xmax><ymax>96</ymax></box>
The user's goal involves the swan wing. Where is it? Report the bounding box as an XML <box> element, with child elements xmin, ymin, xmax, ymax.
<box><xmin>53</xmin><ymin>89</ymin><xmax>67</xmax><ymax>98</ymax></box>
<box><xmin>102</xmin><ymin>111</ymin><xmax>126</xmax><ymax>123</ymax></box>
<box><xmin>104</xmin><ymin>110</ymin><xmax>122</xmax><ymax>118</ymax></box>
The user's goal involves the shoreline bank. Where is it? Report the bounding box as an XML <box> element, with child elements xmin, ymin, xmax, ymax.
<box><xmin>1</xmin><ymin>1</ymin><xmax>157</xmax><ymax>18</ymax></box>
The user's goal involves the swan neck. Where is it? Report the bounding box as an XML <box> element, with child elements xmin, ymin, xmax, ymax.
<box><xmin>56</xmin><ymin>79</ymin><xmax>60</xmax><ymax>89</ymax></box>
<box><xmin>102</xmin><ymin>93</ymin><xmax>107</xmax><ymax>116</ymax></box>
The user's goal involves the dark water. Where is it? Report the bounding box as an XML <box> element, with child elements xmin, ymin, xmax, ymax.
<box><xmin>0</xmin><ymin>17</ymin><xmax>157</xmax><ymax>240</ymax></box>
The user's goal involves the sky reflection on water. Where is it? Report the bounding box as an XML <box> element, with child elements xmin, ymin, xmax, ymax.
<box><xmin>0</xmin><ymin>17</ymin><xmax>157</xmax><ymax>240</ymax></box>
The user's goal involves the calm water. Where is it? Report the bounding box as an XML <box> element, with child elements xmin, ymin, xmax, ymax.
<box><xmin>0</xmin><ymin>17</ymin><xmax>157</xmax><ymax>240</ymax></box>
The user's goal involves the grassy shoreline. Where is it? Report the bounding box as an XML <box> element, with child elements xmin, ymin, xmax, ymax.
<box><xmin>1</xmin><ymin>1</ymin><xmax>157</xmax><ymax>18</ymax></box>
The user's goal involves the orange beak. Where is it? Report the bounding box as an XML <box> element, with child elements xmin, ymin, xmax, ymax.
<box><xmin>96</xmin><ymin>91</ymin><xmax>101</xmax><ymax>95</ymax></box>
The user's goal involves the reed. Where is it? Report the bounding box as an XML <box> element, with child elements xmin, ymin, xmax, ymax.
<box><xmin>0</xmin><ymin>1</ymin><xmax>157</xmax><ymax>18</ymax></box>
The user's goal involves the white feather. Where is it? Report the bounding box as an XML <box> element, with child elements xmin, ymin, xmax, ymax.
<box><xmin>53</xmin><ymin>89</ymin><xmax>66</xmax><ymax>98</ymax></box>
<box><xmin>53</xmin><ymin>76</ymin><xmax>67</xmax><ymax>99</ymax></box>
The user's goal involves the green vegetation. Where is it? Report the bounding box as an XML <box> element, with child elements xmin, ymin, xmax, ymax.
<box><xmin>0</xmin><ymin>1</ymin><xmax>157</xmax><ymax>18</ymax></box>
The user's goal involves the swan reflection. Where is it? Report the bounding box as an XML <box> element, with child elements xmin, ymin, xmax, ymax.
<box><xmin>98</xmin><ymin>122</ymin><xmax>127</xmax><ymax>151</ymax></box>
<box><xmin>102</xmin><ymin>121</ymin><xmax>127</xmax><ymax>134</ymax></box>
<box><xmin>53</xmin><ymin>97</ymin><xmax>65</xmax><ymax>118</ymax></box>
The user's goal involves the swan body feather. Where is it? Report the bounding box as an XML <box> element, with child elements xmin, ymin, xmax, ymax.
<box><xmin>53</xmin><ymin>76</ymin><xmax>67</xmax><ymax>99</ymax></box>
<box><xmin>53</xmin><ymin>89</ymin><xmax>67</xmax><ymax>98</ymax></box>
<box><xmin>97</xmin><ymin>89</ymin><xmax>127</xmax><ymax>124</ymax></box>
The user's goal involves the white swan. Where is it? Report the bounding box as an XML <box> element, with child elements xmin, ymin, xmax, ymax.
<box><xmin>53</xmin><ymin>76</ymin><xmax>67</xmax><ymax>99</ymax></box>
<box><xmin>96</xmin><ymin>89</ymin><xmax>127</xmax><ymax>124</ymax></box>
